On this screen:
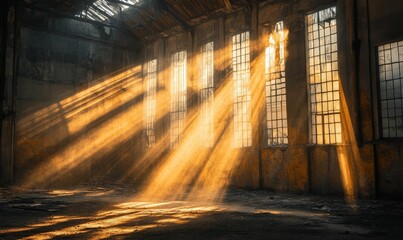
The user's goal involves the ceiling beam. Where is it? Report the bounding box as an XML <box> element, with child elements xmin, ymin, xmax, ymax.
<box><xmin>23</xmin><ymin>4</ymin><xmax>144</xmax><ymax>45</ymax></box>
<box><xmin>126</xmin><ymin>5</ymin><xmax>159</xmax><ymax>37</ymax></box>
<box><xmin>155</xmin><ymin>0</ymin><xmax>192</xmax><ymax>33</ymax></box>
<box><xmin>86</xmin><ymin>9</ymin><xmax>106</xmax><ymax>21</ymax></box>
<box><xmin>223</xmin><ymin>0</ymin><xmax>232</xmax><ymax>10</ymax></box>
<box><xmin>106</xmin><ymin>0</ymin><xmax>136</xmax><ymax>8</ymax></box>
<box><xmin>23</xmin><ymin>22</ymin><xmax>142</xmax><ymax>50</ymax></box>
<box><xmin>24</xmin><ymin>4</ymin><xmax>118</xmax><ymax>28</ymax></box>
<box><xmin>106</xmin><ymin>0</ymin><xmax>161</xmax><ymax>38</ymax></box>
<box><xmin>24</xmin><ymin>0</ymin><xmax>45</xmax><ymax>5</ymax></box>
<box><xmin>90</xmin><ymin>5</ymin><xmax>115</xmax><ymax>21</ymax></box>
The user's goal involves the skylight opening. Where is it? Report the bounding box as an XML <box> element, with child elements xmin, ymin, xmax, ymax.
<box><xmin>77</xmin><ymin>0</ymin><xmax>140</xmax><ymax>22</ymax></box>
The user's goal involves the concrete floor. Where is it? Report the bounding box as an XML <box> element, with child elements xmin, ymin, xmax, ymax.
<box><xmin>0</xmin><ymin>183</ymin><xmax>402</xmax><ymax>239</ymax></box>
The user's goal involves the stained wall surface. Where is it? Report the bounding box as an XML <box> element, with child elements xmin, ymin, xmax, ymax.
<box><xmin>367</xmin><ymin>0</ymin><xmax>403</xmax><ymax>196</ymax></box>
<box><xmin>140</xmin><ymin>0</ymin><xmax>403</xmax><ymax>198</ymax></box>
<box><xmin>12</xmin><ymin>8</ymin><xmax>142</xmax><ymax>187</ymax></box>
<box><xmin>3</xmin><ymin>0</ymin><xmax>403</xmax><ymax>197</ymax></box>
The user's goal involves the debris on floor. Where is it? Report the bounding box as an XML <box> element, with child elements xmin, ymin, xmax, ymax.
<box><xmin>0</xmin><ymin>184</ymin><xmax>402</xmax><ymax>239</ymax></box>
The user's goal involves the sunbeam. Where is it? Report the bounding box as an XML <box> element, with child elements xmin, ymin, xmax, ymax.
<box><xmin>17</xmin><ymin>65</ymin><xmax>144</xmax><ymax>187</ymax></box>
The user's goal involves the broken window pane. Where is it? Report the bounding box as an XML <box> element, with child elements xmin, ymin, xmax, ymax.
<box><xmin>306</xmin><ymin>6</ymin><xmax>342</xmax><ymax>144</ymax></box>
<box><xmin>265</xmin><ymin>21</ymin><xmax>288</xmax><ymax>146</ymax></box>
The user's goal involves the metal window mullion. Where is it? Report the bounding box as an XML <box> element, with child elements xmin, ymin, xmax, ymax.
<box><xmin>318</xmin><ymin>14</ymin><xmax>326</xmax><ymax>144</ymax></box>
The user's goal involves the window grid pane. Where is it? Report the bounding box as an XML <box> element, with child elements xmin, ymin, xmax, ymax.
<box><xmin>170</xmin><ymin>51</ymin><xmax>187</xmax><ymax>148</ymax></box>
<box><xmin>232</xmin><ymin>31</ymin><xmax>252</xmax><ymax>148</ymax></box>
<box><xmin>265</xmin><ymin>21</ymin><xmax>288</xmax><ymax>146</ymax></box>
<box><xmin>200</xmin><ymin>42</ymin><xmax>214</xmax><ymax>147</ymax></box>
<box><xmin>378</xmin><ymin>41</ymin><xmax>403</xmax><ymax>138</ymax></box>
<box><xmin>144</xmin><ymin>59</ymin><xmax>157</xmax><ymax>147</ymax></box>
<box><xmin>306</xmin><ymin>6</ymin><xmax>342</xmax><ymax>144</ymax></box>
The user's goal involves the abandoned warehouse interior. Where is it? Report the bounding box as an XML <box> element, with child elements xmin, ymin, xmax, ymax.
<box><xmin>1</xmin><ymin>0</ymin><xmax>403</xmax><ymax>239</ymax></box>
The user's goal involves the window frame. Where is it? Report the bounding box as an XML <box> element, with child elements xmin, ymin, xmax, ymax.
<box><xmin>143</xmin><ymin>58</ymin><xmax>158</xmax><ymax>147</ymax></box>
<box><xmin>199</xmin><ymin>41</ymin><xmax>215</xmax><ymax>148</ymax></box>
<box><xmin>231</xmin><ymin>30</ymin><xmax>252</xmax><ymax>148</ymax></box>
<box><xmin>376</xmin><ymin>40</ymin><xmax>403</xmax><ymax>140</ymax></box>
<box><xmin>305</xmin><ymin>5</ymin><xmax>343</xmax><ymax>145</ymax></box>
<box><xmin>264</xmin><ymin>20</ymin><xmax>289</xmax><ymax>147</ymax></box>
<box><xmin>169</xmin><ymin>50</ymin><xmax>188</xmax><ymax>149</ymax></box>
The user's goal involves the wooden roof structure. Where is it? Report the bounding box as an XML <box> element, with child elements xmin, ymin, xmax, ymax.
<box><xmin>24</xmin><ymin>0</ymin><xmax>255</xmax><ymax>41</ymax></box>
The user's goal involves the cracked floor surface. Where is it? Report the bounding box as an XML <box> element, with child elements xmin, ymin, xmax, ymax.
<box><xmin>0</xmin><ymin>184</ymin><xmax>402</xmax><ymax>239</ymax></box>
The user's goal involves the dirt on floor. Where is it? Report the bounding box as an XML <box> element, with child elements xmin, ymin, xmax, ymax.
<box><xmin>0</xmin><ymin>181</ymin><xmax>402</xmax><ymax>240</ymax></box>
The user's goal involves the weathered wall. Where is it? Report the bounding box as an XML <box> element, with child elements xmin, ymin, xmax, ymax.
<box><xmin>256</xmin><ymin>0</ymin><xmax>375</xmax><ymax>197</ymax></box>
<box><xmin>258</xmin><ymin>0</ymin><xmax>310</xmax><ymax>193</ymax></box>
<box><xmin>5</xmin><ymin>0</ymin><xmax>403</xmax><ymax>197</ymax></box>
<box><xmin>141</xmin><ymin>12</ymin><xmax>261</xmax><ymax>191</ymax></box>
<box><xmin>367</xmin><ymin>0</ymin><xmax>403</xmax><ymax>196</ymax></box>
<box><xmin>255</xmin><ymin>0</ymin><xmax>403</xmax><ymax>197</ymax></box>
<box><xmin>0</xmin><ymin>1</ymin><xmax>18</xmax><ymax>185</ymax></box>
<box><xmin>14</xmin><ymin>8</ymin><xmax>142</xmax><ymax>187</ymax></box>
<box><xmin>139</xmin><ymin>0</ymin><xmax>397</xmax><ymax>198</ymax></box>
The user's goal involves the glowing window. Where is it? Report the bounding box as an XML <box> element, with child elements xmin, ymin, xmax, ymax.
<box><xmin>265</xmin><ymin>21</ymin><xmax>288</xmax><ymax>146</ymax></box>
<box><xmin>199</xmin><ymin>42</ymin><xmax>214</xmax><ymax>147</ymax></box>
<box><xmin>144</xmin><ymin>59</ymin><xmax>157</xmax><ymax>147</ymax></box>
<box><xmin>306</xmin><ymin>6</ymin><xmax>342</xmax><ymax>144</ymax></box>
<box><xmin>170</xmin><ymin>50</ymin><xmax>187</xmax><ymax>148</ymax></box>
<box><xmin>378</xmin><ymin>41</ymin><xmax>403</xmax><ymax>138</ymax></box>
<box><xmin>232</xmin><ymin>31</ymin><xmax>252</xmax><ymax>148</ymax></box>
